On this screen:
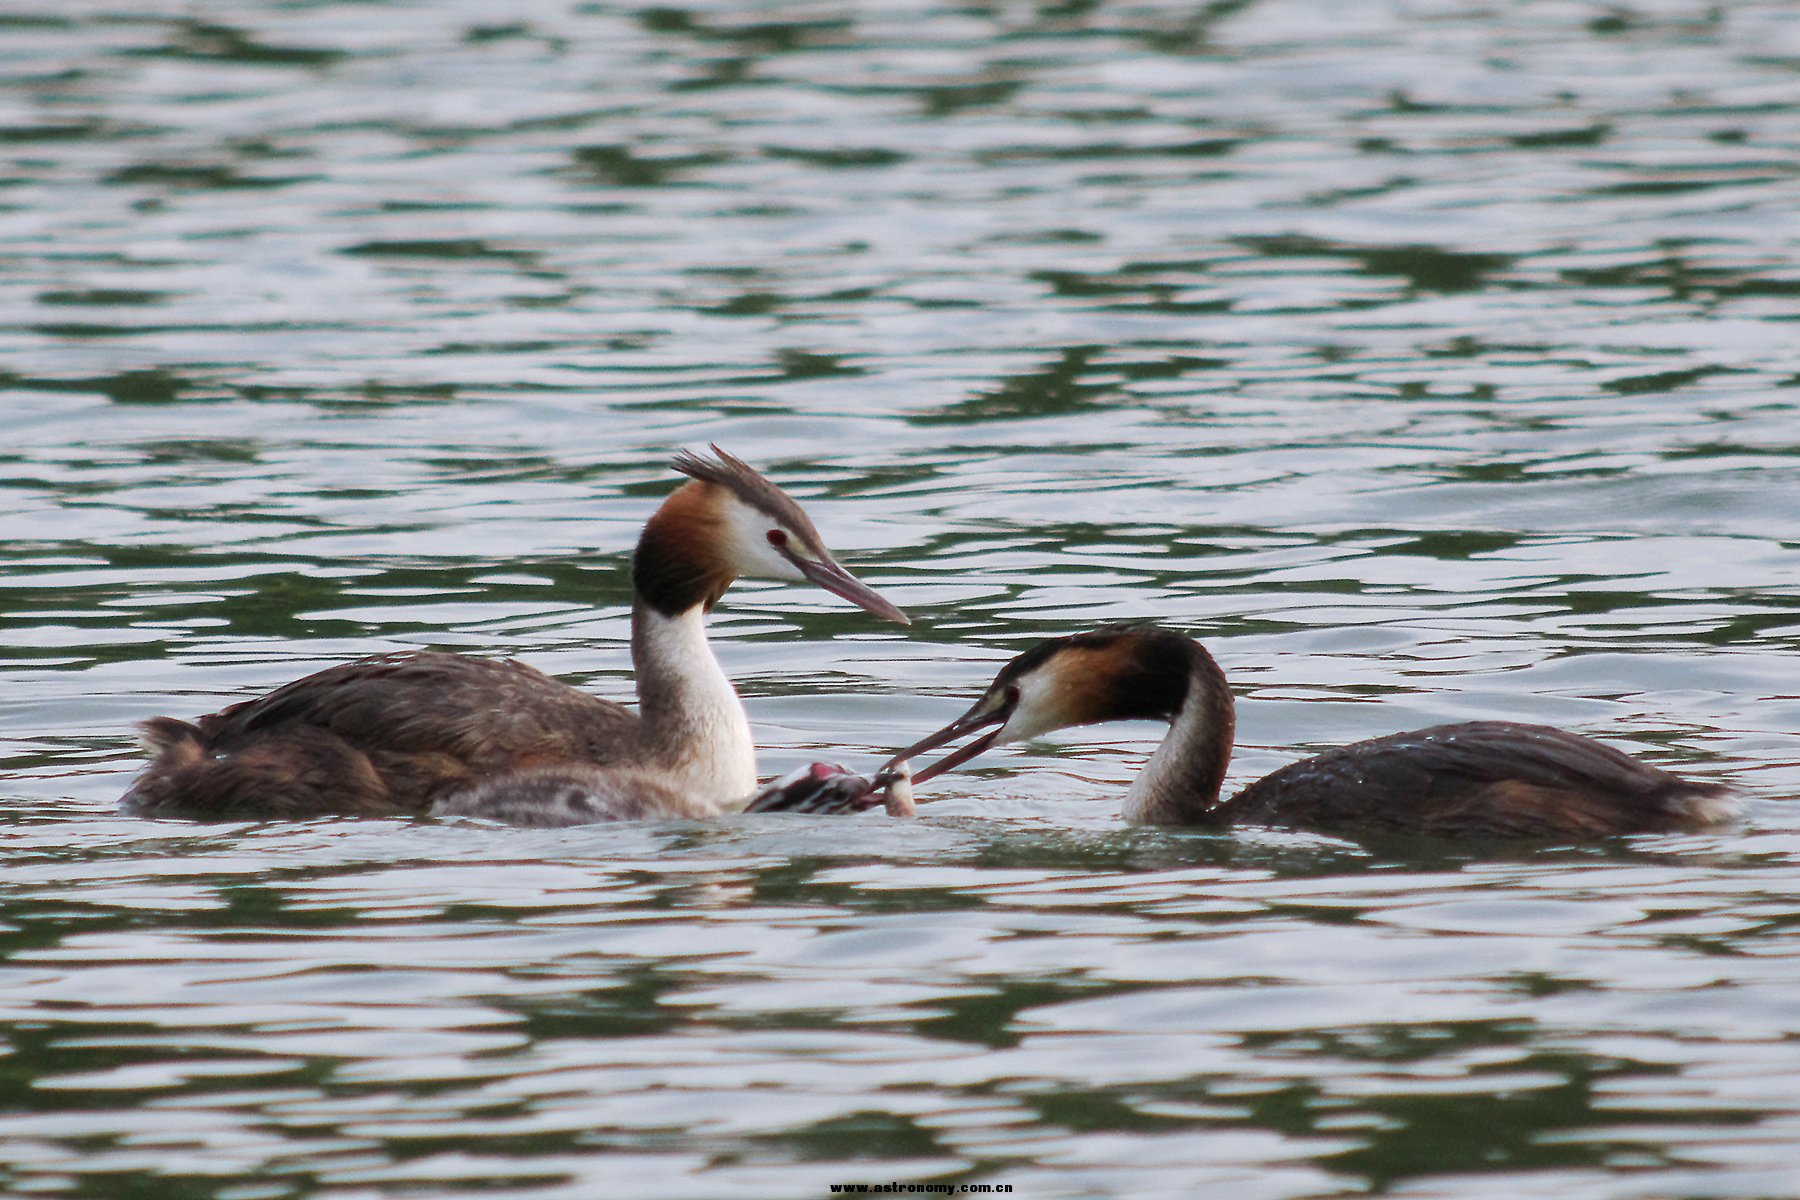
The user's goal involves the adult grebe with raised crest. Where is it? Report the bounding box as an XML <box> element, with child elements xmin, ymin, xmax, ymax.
<box><xmin>123</xmin><ymin>447</ymin><xmax>907</xmax><ymax>821</ymax></box>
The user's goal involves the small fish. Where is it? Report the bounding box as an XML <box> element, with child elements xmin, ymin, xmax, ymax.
<box><xmin>880</xmin><ymin>761</ymin><xmax>916</xmax><ymax>818</ymax></box>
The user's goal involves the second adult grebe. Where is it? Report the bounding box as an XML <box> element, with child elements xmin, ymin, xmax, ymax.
<box><xmin>122</xmin><ymin>447</ymin><xmax>907</xmax><ymax>821</ymax></box>
<box><xmin>886</xmin><ymin>626</ymin><xmax>1738</xmax><ymax>839</ymax></box>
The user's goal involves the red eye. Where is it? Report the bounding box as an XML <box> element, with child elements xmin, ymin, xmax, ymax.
<box><xmin>766</xmin><ymin>530</ymin><xmax>788</xmax><ymax>547</ymax></box>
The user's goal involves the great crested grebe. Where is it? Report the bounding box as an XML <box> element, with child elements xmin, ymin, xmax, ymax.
<box><xmin>887</xmin><ymin>626</ymin><xmax>1740</xmax><ymax>839</ymax></box>
<box><xmin>122</xmin><ymin>447</ymin><xmax>907</xmax><ymax>821</ymax></box>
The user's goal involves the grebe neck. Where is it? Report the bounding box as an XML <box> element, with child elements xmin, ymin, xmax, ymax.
<box><xmin>1121</xmin><ymin>649</ymin><xmax>1236</xmax><ymax>826</ymax></box>
<box><xmin>630</xmin><ymin>600</ymin><xmax>757</xmax><ymax>801</ymax></box>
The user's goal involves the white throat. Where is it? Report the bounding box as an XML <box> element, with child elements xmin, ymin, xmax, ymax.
<box><xmin>631</xmin><ymin>602</ymin><xmax>758</xmax><ymax>803</ymax></box>
<box><xmin>1121</xmin><ymin>684</ymin><xmax>1222</xmax><ymax>825</ymax></box>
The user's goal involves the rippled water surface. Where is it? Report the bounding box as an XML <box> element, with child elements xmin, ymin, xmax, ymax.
<box><xmin>4</xmin><ymin>1</ymin><xmax>1800</xmax><ymax>1196</ymax></box>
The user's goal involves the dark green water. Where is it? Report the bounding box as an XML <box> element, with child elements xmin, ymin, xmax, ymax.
<box><xmin>3</xmin><ymin>2</ymin><xmax>1800</xmax><ymax>1197</ymax></box>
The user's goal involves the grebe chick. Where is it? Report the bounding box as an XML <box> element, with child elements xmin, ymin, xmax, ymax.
<box><xmin>744</xmin><ymin>761</ymin><xmax>915</xmax><ymax>817</ymax></box>
<box><xmin>887</xmin><ymin>626</ymin><xmax>1739</xmax><ymax>839</ymax></box>
<box><xmin>123</xmin><ymin>447</ymin><xmax>907</xmax><ymax>821</ymax></box>
<box><xmin>435</xmin><ymin>760</ymin><xmax>914</xmax><ymax>826</ymax></box>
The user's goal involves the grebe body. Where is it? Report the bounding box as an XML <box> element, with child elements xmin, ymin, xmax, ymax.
<box><xmin>889</xmin><ymin>627</ymin><xmax>1737</xmax><ymax>839</ymax></box>
<box><xmin>123</xmin><ymin>448</ymin><xmax>906</xmax><ymax>821</ymax></box>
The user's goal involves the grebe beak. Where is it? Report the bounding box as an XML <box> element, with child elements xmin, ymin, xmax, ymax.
<box><xmin>788</xmin><ymin>551</ymin><xmax>909</xmax><ymax>625</ymax></box>
<box><xmin>882</xmin><ymin>687</ymin><xmax>1017</xmax><ymax>785</ymax></box>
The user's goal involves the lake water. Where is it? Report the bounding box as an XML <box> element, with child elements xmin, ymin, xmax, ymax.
<box><xmin>4</xmin><ymin>1</ymin><xmax>1800</xmax><ymax>1196</ymax></box>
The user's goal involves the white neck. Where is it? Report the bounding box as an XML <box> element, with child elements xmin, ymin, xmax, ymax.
<box><xmin>630</xmin><ymin>601</ymin><xmax>758</xmax><ymax>804</ymax></box>
<box><xmin>1121</xmin><ymin>663</ymin><xmax>1234</xmax><ymax>825</ymax></box>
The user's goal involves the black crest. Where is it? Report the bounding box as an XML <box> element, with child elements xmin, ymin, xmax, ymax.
<box><xmin>671</xmin><ymin>445</ymin><xmax>827</xmax><ymax>554</ymax></box>
<box><xmin>636</xmin><ymin>446</ymin><xmax>827</xmax><ymax>616</ymax></box>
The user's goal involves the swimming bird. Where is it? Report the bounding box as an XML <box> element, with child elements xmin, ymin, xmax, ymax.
<box><xmin>122</xmin><ymin>447</ymin><xmax>907</xmax><ymax>821</ymax></box>
<box><xmin>436</xmin><ymin>760</ymin><xmax>915</xmax><ymax>826</ymax></box>
<box><xmin>885</xmin><ymin>626</ymin><xmax>1739</xmax><ymax>839</ymax></box>
<box><xmin>744</xmin><ymin>761</ymin><xmax>915</xmax><ymax>818</ymax></box>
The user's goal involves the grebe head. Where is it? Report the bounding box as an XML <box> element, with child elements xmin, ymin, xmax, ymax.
<box><xmin>635</xmin><ymin>445</ymin><xmax>907</xmax><ymax>622</ymax></box>
<box><xmin>888</xmin><ymin>626</ymin><xmax>1197</xmax><ymax>783</ymax></box>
